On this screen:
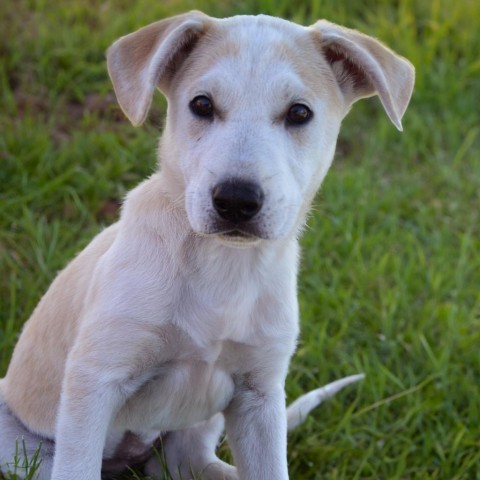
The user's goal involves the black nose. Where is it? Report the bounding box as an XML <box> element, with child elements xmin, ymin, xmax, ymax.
<box><xmin>212</xmin><ymin>180</ymin><xmax>264</xmax><ymax>223</ymax></box>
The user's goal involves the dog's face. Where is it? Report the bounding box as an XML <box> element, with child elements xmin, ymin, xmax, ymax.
<box><xmin>107</xmin><ymin>12</ymin><xmax>414</xmax><ymax>246</ymax></box>
<box><xmin>165</xmin><ymin>17</ymin><xmax>343</xmax><ymax>244</ymax></box>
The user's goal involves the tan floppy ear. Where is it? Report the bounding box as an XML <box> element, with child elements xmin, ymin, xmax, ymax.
<box><xmin>312</xmin><ymin>20</ymin><xmax>415</xmax><ymax>131</ymax></box>
<box><xmin>107</xmin><ymin>11</ymin><xmax>211</xmax><ymax>126</ymax></box>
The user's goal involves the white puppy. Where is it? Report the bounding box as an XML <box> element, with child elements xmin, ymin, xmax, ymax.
<box><xmin>0</xmin><ymin>11</ymin><xmax>414</xmax><ymax>480</ymax></box>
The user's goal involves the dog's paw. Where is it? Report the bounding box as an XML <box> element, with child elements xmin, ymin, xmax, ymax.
<box><xmin>199</xmin><ymin>460</ymin><xmax>238</xmax><ymax>480</ymax></box>
<box><xmin>144</xmin><ymin>455</ymin><xmax>238</xmax><ymax>480</ymax></box>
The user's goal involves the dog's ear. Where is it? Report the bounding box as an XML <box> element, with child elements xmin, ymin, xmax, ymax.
<box><xmin>312</xmin><ymin>21</ymin><xmax>415</xmax><ymax>131</ymax></box>
<box><xmin>107</xmin><ymin>11</ymin><xmax>211</xmax><ymax>126</ymax></box>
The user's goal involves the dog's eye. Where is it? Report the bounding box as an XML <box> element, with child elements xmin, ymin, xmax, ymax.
<box><xmin>190</xmin><ymin>96</ymin><xmax>214</xmax><ymax>118</ymax></box>
<box><xmin>286</xmin><ymin>104</ymin><xmax>313</xmax><ymax>125</ymax></box>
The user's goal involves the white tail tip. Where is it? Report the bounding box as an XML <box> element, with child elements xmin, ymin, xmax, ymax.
<box><xmin>287</xmin><ymin>373</ymin><xmax>365</xmax><ymax>430</ymax></box>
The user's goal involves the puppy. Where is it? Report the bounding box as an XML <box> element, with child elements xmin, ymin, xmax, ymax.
<box><xmin>0</xmin><ymin>11</ymin><xmax>414</xmax><ymax>480</ymax></box>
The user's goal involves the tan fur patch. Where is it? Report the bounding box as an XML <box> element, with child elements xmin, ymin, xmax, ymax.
<box><xmin>3</xmin><ymin>224</ymin><xmax>119</xmax><ymax>436</ymax></box>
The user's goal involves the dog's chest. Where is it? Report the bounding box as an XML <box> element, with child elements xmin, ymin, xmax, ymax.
<box><xmin>113</xmin><ymin>293</ymin><xmax>270</xmax><ymax>439</ymax></box>
<box><xmin>114</xmin><ymin>345</ymin><xmax>236</xmax><ymax>435</ymax></box>
<box><xmin>110</xmin><ymin>240</ymin><xmax>296</xmax><ymax>444</ymax></box>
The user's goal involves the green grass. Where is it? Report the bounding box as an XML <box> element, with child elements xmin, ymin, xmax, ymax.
<box><xmin>0</xmin><ymin>441</ymin><xmax>43</xmax><ymax>480</ymax></box>
<box><xmin>1</xmin><ymin>0</ymin><xmax>479</xmax><ymax>478</ymax></box>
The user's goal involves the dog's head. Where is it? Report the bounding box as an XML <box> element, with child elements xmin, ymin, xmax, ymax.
<box><xmin>107</xmin><ymin>12</ymin><xmax>414</xmax><ymax>246</ymax></box>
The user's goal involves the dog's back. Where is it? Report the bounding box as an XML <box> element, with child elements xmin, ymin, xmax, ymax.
<box><xmin>1</xmin><ymin>223</ymin><xmax>120</xmax><ymax>438</ymax></box>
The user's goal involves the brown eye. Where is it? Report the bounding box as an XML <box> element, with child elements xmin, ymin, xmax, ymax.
<box><xmin>190</xmin><ymin>95</ymin><xmax>214</xmax><ymax>118</ymax></box>
<box><xmin>286</xmin><ymin>103</ymin><xmax>313</xmax><ymax>125</ymax></box>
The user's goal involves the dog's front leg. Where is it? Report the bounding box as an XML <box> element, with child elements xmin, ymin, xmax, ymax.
<box><xmin>224</xmin><ymin>379</ymin><xmax>288</xmax><ymax>480</ymax></box>
<box><xmin>49</xmin><ymin>312</ymin><xmax>155</xmax><ymax>480</ymax></box>
<box><xmin>50</xmin><ymin>355</ymin><xmax>127</xmax><ymax>480</ymax></box>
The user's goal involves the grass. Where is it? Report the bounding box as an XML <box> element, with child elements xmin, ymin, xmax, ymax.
<box><xmin>0</xmin><ymin>441</ymin><xmax>43</xmax><ymax>480</ymax></box>
<box><xmin>1</xmin><ymin>0</ymin><xmax>479</xmax><ymax>478</ymax></box>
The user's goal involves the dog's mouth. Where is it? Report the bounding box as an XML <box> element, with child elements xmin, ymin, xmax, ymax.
<box><xmin>222</xmin><ymin>229</ymin><xmax>252</xmax><ymax>239</ymax></box>
<box><xmin>215</xmin><ymin>228</ymin><xmax>262</xmax><ymax>247</ymax></box>
<box><xmin>196</xmin><ymin>217</ymin><xmax>273</xmax><ymax>246</ymax></box>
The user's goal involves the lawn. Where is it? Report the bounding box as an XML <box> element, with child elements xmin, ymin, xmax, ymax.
<box><xmin>1</xmin><ymin>0</ymin><xmax>479</xmax><ymax>479</ymax></box>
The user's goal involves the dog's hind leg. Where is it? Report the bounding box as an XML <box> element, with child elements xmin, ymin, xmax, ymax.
<box><xmin>0</xmin><ymin>385</ymin><xmax>54</xmax><ymax>480</ymax></box>
<box><xmin>145</xmin><ymin>413</ymin><xmax>238</xmax><ymax>480</ymax></box>
<box><xmin>144</xmin><ymin>375</ymin><xmax>363</xmax><ymax>480</ymax></box>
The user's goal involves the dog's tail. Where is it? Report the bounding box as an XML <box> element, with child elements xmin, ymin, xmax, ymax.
<box><xmin>286</xmin><ymin>374</ymin><xmax>365</xmax><ymax>431</ymax></box>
